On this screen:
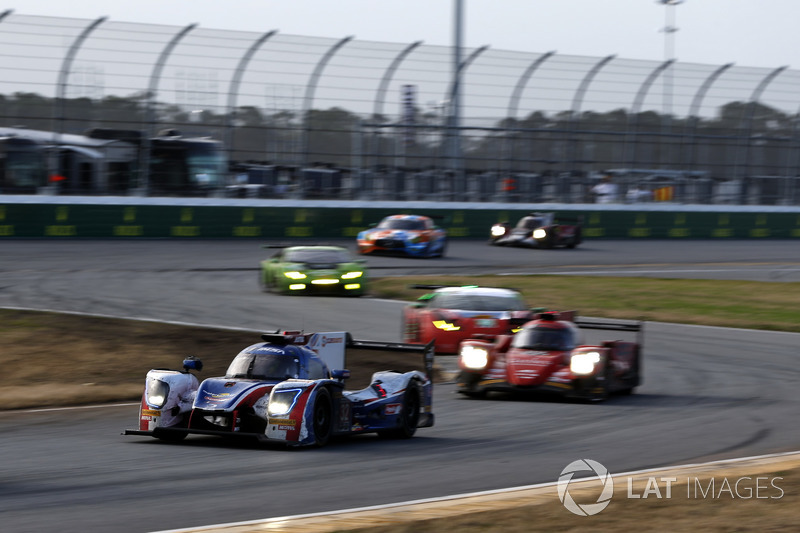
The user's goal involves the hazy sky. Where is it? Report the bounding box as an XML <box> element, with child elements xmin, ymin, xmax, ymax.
<box><xmin>8</xmin><ymin>1</ymin><xmax>799</xmax><ymax>69</ymax></box>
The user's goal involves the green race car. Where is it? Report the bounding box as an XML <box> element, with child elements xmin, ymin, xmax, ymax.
<box><xmin>260</xmin><ymin>245</ymin><xmax>368</xmax><ymax>296</ymax></box>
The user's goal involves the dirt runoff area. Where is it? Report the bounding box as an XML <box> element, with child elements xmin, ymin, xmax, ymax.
<box><xmin>0</xmin><ymin>308</ymin><xmax>436</xmax><ymax>410</ymax></box>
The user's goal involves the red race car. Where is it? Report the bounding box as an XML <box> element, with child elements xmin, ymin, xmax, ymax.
<box><xmin>402</xmin><ymin>285</ymin><xmax>541</xmax><ymax>354</ymax></box>
<box><xmin>456</xmin><ymin>311</ymin><xmax>642</xmax><ymax>401</ymax></box>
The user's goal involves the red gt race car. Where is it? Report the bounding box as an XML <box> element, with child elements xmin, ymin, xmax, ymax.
<box><xmin>456</xmin><ymin>311</ymin><xmax>642</xmax><ymax>401</ymax></box>
<box><xmin>402</xmin><ymin>285</ymin><xmax>542</xmax><ymax>354</ymax></box>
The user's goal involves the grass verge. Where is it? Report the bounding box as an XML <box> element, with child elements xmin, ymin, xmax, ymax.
<box><xmin>370</xmin><ymin>275</ymin><xmax>800</xmax><ymax>332</ymax></box>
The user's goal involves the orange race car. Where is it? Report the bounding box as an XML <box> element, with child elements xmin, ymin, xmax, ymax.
<box><xmin>357</xmin><ymin>214</ymin><xmax>447</xmax><ymax>258</ymax></box>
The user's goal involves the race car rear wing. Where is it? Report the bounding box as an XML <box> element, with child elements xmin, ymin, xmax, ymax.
<box><xmin>575</xmin><ymin>318</ymin><xmax>644</xmax><ymax>345</ymax></box>
<box><xmin>304</xmin><ymin>332</ymin><xmax>435</xmax><ymax>387</ymax></box>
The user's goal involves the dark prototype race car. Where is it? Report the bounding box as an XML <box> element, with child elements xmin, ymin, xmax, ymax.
<box><xmin>402</xmin><ymin>284</ymin><xmax>542</xmax><ymax>354</ymax></box>
<box><xmin>124</xmin><ymin>331</ymin><xmax>434</xmax><ymax>447</ymax></box>
<box><xmin>456</xmin><ymin>311</ymin><xmax>642</xmax><ymax>401</ymax></box>
<box><xmin>489</xmin><ymin>212</ymin><xmax>582</xmax><ymax>249</ymax></box>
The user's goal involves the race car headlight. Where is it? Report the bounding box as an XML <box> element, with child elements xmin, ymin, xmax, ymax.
<box><xmin>267</xmin><ymin>388</ymin><xmax>303</xmax><ymax>416</ymax></box>
<box><xmin>433</xmin><ymin>319</ymin><xmax>460</xmax><ymax>331</ymax></box>
<box><xmin>284</xmin><ymin>271</ymin><xmax>307</xmax><ymax>280</ymax></box>
<box><xmin>341</xmin><ymin>271</ymin><xmax>363</xmax><ymax>279</ymax></box>
<box><xmin>460</xmin><ymin>346</ymin><xmax>489</xmax><ymax>370</ymax></box>
<box><xmin>570</xmin><ymin>351</ymin><xmax>600</xmax><ymax>375</ymax></box>
<box><xmin>532</xmin><ymin>228</ymin><xmax>547</xmax><ymax>239</ymax></box>
<box><xmin>146</xmin><ymin>379</ymin><xmax>170</xmax><ymax>408</ymax></box>
<box><xmin>491</xmin><ymin>225</ymin><xmax>506</xmax><ymax>237</ymax></box>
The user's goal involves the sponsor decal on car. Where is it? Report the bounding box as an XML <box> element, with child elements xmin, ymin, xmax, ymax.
<box><xmin>268</xmin><ymin>418</ymin><xmax>296</xmax><ymax>426</ymax></box>
<box><xmin>321</xmin><ymin>335</ymin><xmax>344</xmax><ymax>347</ymax></box>
<box><xmin>384</xmin><ymin>403</ymin><xmax>402</xmax><ymax>415</ymax></box>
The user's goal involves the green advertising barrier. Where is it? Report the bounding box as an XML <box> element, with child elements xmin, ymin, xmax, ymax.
<box><xmin>1</xmin><ymin>200</ymin><xmax>800</xmax><ymax>239</ymax></box>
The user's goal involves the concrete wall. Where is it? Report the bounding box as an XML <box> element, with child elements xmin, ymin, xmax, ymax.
<box><xmin>2</xmin><ymin>196</ymin><xmax>800</xmax><ymax>239</ymax></box>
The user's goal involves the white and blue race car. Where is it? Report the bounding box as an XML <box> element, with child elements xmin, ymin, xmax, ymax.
<box><xmin>124</xmin><ymin>331</ymin><xmax>434</xmax><ymax>447</ymax></box>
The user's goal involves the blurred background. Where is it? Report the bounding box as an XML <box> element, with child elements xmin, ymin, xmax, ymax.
<box><xmin>0</xmin><ymin>10</ymin><xmax>799</xmax><ymax>205</ymax></box>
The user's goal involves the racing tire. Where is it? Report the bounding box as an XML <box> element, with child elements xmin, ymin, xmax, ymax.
<box><xmin>567</xmin><ymin>228</ymin><xmax>582</xmax><ymax>249</ymax></box>
<box><xmin>589</xmin><ymin>364</ymin><xmax>611</xmax><ymax>402</ymax></box>
<box><xmin>402</xmin><ymin>314</ymin><xmax>420</xmax><ymax>344</ymax></box>
<box><xmin>618</xmin><ymin>356</ymin><xmax>640</xmax><ymax>395</ymax></box>
<box><xmin>259</xmin><ymin>270</ymin><xmax>270</xmax><ymax>292</ymax></box>
<box><xmin>401</xmin><ymin>316</ymin><xmax>411</xmax><ymax>343</ymax></box>
<box><xmin>311</xmin><ymin>387</ymin><xmax>333</xmax><ymax>447</ymax></box>
<box><xmin>380</xmin><ymin>380</ymin><xmax>421</xmax><ymax>439</ymax></box>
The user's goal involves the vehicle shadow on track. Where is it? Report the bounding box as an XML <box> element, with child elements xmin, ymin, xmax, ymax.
<box><xmin>122</xmin><ymin>432</ymin><xmax>446</xmax><ymax>452</ymax></box>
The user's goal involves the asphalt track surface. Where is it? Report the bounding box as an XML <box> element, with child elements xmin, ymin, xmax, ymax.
<box><xmin>1</xmin><ymin>239</ymin><xmax>800</xmax><ymax>533</ymax></box>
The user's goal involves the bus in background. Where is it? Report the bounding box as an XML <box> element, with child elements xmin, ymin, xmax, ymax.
<box><xmin>148</xmin><ymin>129</ymin><xmax>227</xmax><ymax>196</ymax></box>
<box><xmin>0</xmin><ymin>127</ymin><xmax>227</xmax><ymax>196</ymax></box>
<box><xmin>83</xmin><ymin>128</ymin><xmax>228</xmax><ymax>196</ymax></box>
<box><xmin>0</xmin><ymin>134</ymin><xmax>48</xmax><ymax>193</ymax></box>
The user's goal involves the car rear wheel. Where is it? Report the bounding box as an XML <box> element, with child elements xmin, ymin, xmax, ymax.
<box><xmin>567</xmin><ymin>228</ymin><xmax>582</xmax><ymax>249</ymax></box>
<box><xmin>380</xmin><ymin>380</ymin><xmax>420</xmax><ymax>439</ymax></box>
<box><xmin>312</xmin><ymin>388</ymin><xmax>333</xmax><ymax>447</ymax></box>
<box><xmin>589</xmin><ymin>364</ymin><xmax>611</xmax><ymax>402</ymax></box>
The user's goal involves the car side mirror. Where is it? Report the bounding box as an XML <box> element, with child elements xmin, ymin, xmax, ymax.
<box><xmin>332</xmin><ymin>369</ymin><xmax>350</xmax><ymax>381</ymax></box>
<box><xmin>183</xmin><ymin>356</ymin><xmax>203</xmax><ymax>372</ymax></box>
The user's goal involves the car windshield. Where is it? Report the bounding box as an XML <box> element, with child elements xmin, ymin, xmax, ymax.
<box><xmin>516</xmin><ymin>216</ymin><xmax>544</xmax><ymax>230</ymax></box>
<box><xmin>225</xmin><ymin>352</ymin><xmax>301</xmax><ymax>380</ymax></box>
<box><xmin>285</xmin><ymin>249</ymin><xmax>351</xmax><ymax>263</ymax></box>
<box><xmin>432</xmin><ymin>293</ymin><xmax>528</xmax><ymax>311</ymax></box>
<box><xmin>511</xmin><ymin>326</ymin><xmax>575</xmax><ymax>351</ymax></box>
<box><xmin>378</xmin><ymin>218</ymin><xmax>426</xmax><ymax>230</ymax></box>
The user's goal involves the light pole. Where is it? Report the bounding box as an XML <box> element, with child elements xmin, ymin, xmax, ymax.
<box><xmin>657</xmin><ymin>0</ymin><xmax>683</xmax><ymax>117</ymax></box>
<box><xmin>657</xmin><ymin>0</ymin><xmax>683</xmax><ymax>169</ymax></box>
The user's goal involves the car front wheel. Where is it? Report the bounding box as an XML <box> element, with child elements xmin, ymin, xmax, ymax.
<box><xmin>312</xmin><ymin>388</ymin><xmax>333</xmax><ymax>447</ymax></box>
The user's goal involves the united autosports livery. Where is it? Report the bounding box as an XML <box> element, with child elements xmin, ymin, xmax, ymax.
<box><xmin>125</xmin><ymin>331</ymin><xmax>434</xmax><ymax>447</ymax></box>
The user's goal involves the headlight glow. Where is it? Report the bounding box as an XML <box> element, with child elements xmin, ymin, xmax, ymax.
<box><xmin>344</xmin><ymin>283</ymin><xmax>361</xmax><ymax>290</ymax></box>
<box><xmin>532</xmin><ymin>228</ymin><xmax>547</xmax><ymax>239</ymax></box>
<box><xmin>268</xmin><ymin>388</ymin><xmax>304</xmax><ymax>416</ymax></box>
<box><xmin>289</xmin><ymin>283</ymin><xmax>306</xmax><ymax>290</ymax></box>
<box><xmin>284</xmin><ymin>271</ymin><xmax>307</xmax><ymax>280</ymax></box>
<box><xmin>460</xmin><ymin>346</ymin><xmax>489</xmax><ymax>370</ymax></box>
<box><xmin>146</xmin><ymin>379</ymin><xmax>169</xmax><ymax>408</ymax></box>
<box><xmin>341</xmin><ymin>271</ymin><xmax>363</xmax><ymax>279</ymax></box>
<box><xmin>570</xmin><ymin>351</ymin><xmax>601</xmax><ymax>375</ymax></box>
<box><xmin>491</xmin><ymin>225</ymin><xmax>506</xmax><ymax>237</ymax></box>
<box><xmin>433</xmin><ymin>319</ymin><xmax>461</xmax><ymax>331</ymax></box>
